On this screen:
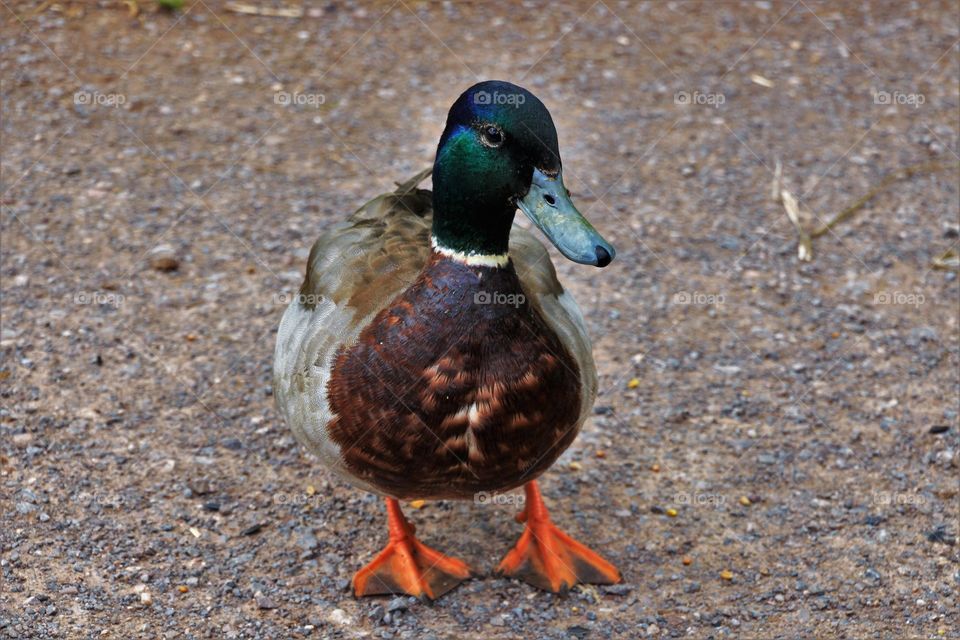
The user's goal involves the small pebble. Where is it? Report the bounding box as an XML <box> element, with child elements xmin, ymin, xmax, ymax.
<box><xmin>148</xmin><ymin>245</ymin><xmax>180</xmax><ymax>272</ymax></box>
<box><xmin>12</xmin><ymin>433</ymin><xmax>33</xmax><ymax>446</ymax></box>
<box><xmin>369</xmin><ymin>605</ymin><xmax>385</xmax><ymax>622</ymax></box>
<box><xmin>329</xmin><ymin>608</ymin><xmax>351</xmax><ymax>625</ymax></box>
<box><xmin>927</xmin><ymin>525</ymin><xmax>955</xmax><ymax>545</ymax></box>
<box><xmin>255</xmin><ymin>591</ymin><xmax>277</xmax><ymax>609</ymax></box>
<box><xmin>601</xmin><ymin>583</ymin><xmax>633</xmax><ymax>595</ymax></box>
<box><xmin>240</xmin><ymin>522</ymin><xmax>265</xmax><ymax>536</ymax></box>
<box><xmin>222</xmin><ymin>437</ymin><xmax>243</xmax><ymax>450</ymax></box>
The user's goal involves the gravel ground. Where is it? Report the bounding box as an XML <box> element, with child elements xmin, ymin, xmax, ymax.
<box><xmin>2</xmin><ymin>1</ymin><xmax>958</xmax><ymax>638</ymax></box>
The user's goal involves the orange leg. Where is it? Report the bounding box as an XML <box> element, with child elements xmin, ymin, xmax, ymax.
<box><xmin>353</xmin><ymin>498</ymin><xmax>474</xmax><ymax>600</ymax></box>
<box><xmin>496</xmin><ymin>480</ymin><xmax>622</xmax><ymax>592</ymax></box>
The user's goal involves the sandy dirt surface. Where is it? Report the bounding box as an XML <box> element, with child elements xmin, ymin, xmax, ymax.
<box><xmin>2</xmin><ymin>1</ymin><xmax>958</xmax><ymax>638</ymax></box>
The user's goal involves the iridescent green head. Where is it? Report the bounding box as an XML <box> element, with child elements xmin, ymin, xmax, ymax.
<box><xmin>432</xmin><ymin>80</ymin><xmax>615</xmax><ymax>267</ymax></box>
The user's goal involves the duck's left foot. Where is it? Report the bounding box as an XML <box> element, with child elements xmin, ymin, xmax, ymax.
<box><xmin>495</xmin><ymin>480</ymin><xmax>622</xmax><ymax>593</ymax></box>
<box><xmin>353</xmin><ymin>498</ymin><xmax>474</xmax><ymax>600</ymax></box>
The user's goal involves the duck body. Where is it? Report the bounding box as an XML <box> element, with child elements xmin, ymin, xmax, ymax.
<box><xmin>274</xmin><ymin>174</ymin><xmax>596</xmax><ymax>500</ymax></box>
<box><xmin>274</xmin><ymin>81</ymin><xmax>621</xmax><ymax>598</ymax></box>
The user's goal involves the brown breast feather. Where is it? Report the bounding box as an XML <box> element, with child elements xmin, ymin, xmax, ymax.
<box><xmin>326</xmin><ymin>252</ymin><xmax>582</xmax><ymax>499</ymax></box>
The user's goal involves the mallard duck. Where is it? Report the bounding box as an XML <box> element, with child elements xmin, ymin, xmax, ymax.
<box><xmin>274</xmin><ymin>80</ymin><xmax>621</xmax><ymax>599</ymax></box>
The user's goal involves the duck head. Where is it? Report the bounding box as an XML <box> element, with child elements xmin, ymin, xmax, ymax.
<box><xmin>431</xmin><ymin>80</ymin><xmax>615</xmax><ymax>268</ymax></box>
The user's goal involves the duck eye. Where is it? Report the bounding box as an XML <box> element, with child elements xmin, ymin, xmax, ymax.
<box><xmin>481</xmin><ymin>125</ymin><xmax>504</xmax><ymax>148</ymax></box>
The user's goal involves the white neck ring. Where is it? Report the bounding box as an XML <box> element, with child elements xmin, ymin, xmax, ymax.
<box><xmin>430</xmin><ymin>236</ymin><xmax>510</xmax><ymax>268</ymax></box>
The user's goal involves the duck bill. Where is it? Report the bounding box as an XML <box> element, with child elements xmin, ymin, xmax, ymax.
<box><xmin>518</xmin><ymin>168</ymin><xmax>615</xmax><ymax>267</ymax></box>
